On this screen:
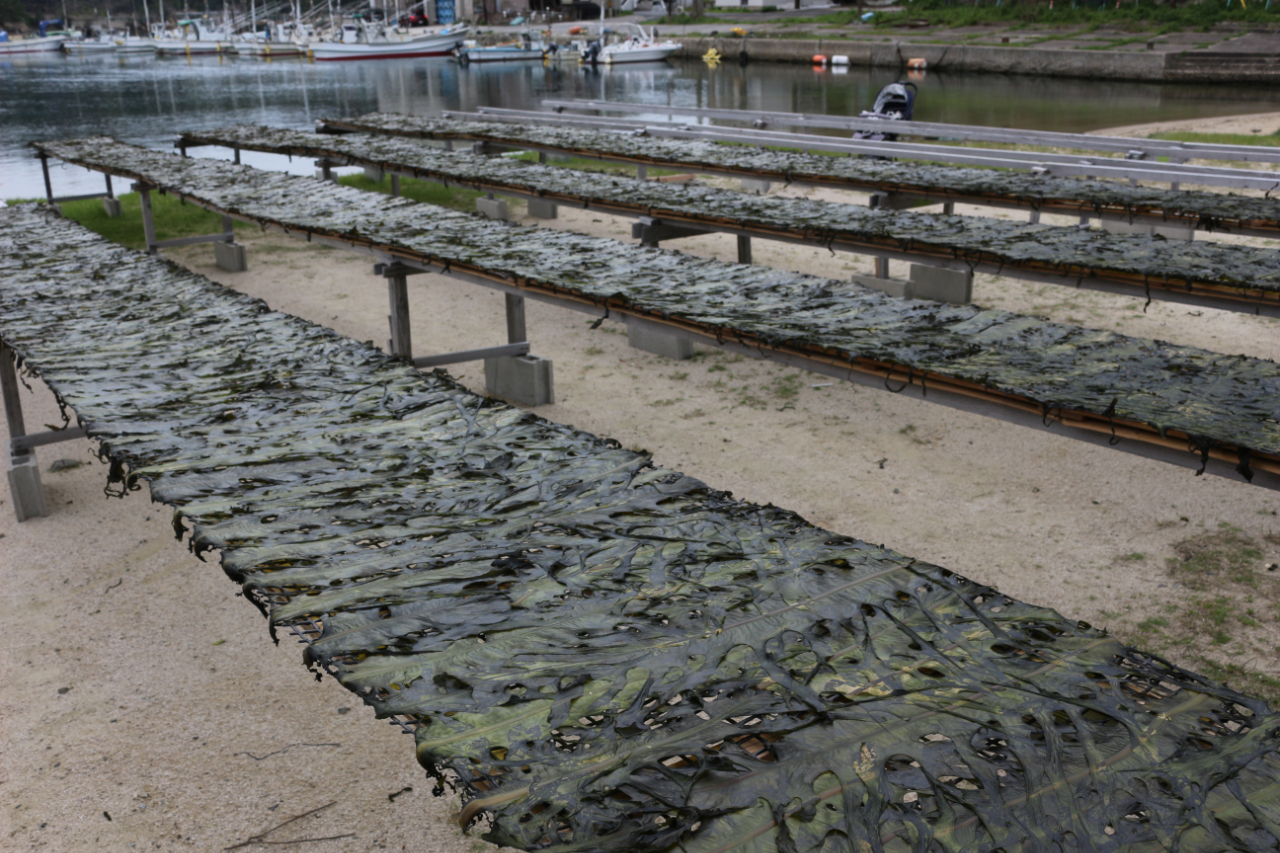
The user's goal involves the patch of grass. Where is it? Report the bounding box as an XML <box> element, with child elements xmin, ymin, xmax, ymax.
<box><xmin>669</xmin><ymin>371</ymin><xmax>690</xmax><ymax>381</ymax></box>
<box><xmin>1149</xmin><ymin>130</ymin><xmax>1280</xmax><ymax>147</ymax></box>
<box><xmin>1190</xmin><ymin>658</ymin><xmax>1280</xmax><ymax>711</ymax></box>
<box><xmin>659</xmin><ymin>13</ymin><xmax>726</xmax><ymax>25</ymax></box>
<box><xmin>860</xmin><ymin>0</ymin><xmax>1278</xmax><ymax>33</ymax></box>
<box><xmin>585</xmin><ymin>346</ymin><xmax>606</xmax><ymax>356</ymax></box>
<box><xmin>1171</xmin><ymin>525</ymin><xmax>1262</xmax><ymax>589</ymax></box>
<box><xmin>52</xmin><ymin>192</ymin><xmax>248</xmax><ymax>250</ymax></box>
<box><xmin>770</xmin><ymin>372</ymin><xmax>803</xmax><ymax>399</ymax></box>
<box><xmin>1119</xmin><ymin>552</ymin><xmax>1146</xmax><ymax>562</ymax></box>
<box><xmin>338</xmin><ymin>173</ymin><xmax>483</xmax><ymax>212</ymax></box>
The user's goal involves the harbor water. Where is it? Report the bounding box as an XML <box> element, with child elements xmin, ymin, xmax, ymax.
<box><xmin>4</xmin><ymin>50</ymin><xmax>1280</xmax><ymax>200</ymax></box>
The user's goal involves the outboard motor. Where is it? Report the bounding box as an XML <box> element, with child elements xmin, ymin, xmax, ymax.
<box><xmin>584</xmin><ymin>39</ymin><xmax>601</xmax><ymax>65</ymax></box>
<box><xmin>853</xmin><ymin>81</ymin><xmax>917</xmax><ymax>143</ymax></box>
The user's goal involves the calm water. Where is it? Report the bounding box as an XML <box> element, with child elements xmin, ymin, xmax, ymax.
<box><xmin>4</xmin><ymin>50</ymin><xmax>1280</xmax><ymax>199</ymax></box>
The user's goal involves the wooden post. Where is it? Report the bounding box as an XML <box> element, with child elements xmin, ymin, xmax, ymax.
<box><xmin>105</xmin><ymin>173</ymin><xmax>114</xmax><ymax>198</ymax></box>
<box><xmin>221</xmin><ymin>214</ymin><xmax>234</xmax><ymax>241</ymax></box>
<box><xmin>875</xmin><ymin>257</ymin><xmax>890</xmax><ymax>279</ymax></box>
<box><xmin>233</xmin><ymin>147</ymin><xmax>241</xmax><ymax>165</ymax></box>
<box><xmin>505</xmin><ymin>293</ymin><xmax>526</xmax><ymax>344</ymax></box>
<box><xmin>390</xmin><ymin>174</ymin><xmax>401</xmax><ymax>197</ymax></box>
<box><xmin>386</xmin><ymin>271</ymin><xmax>413</xmax><ymax>359</ymax></box>
<box><xmin>736</xmin><ymin>235</ymin><xmax>752</xmax><ymax>265</ymax></box>
<box><xmin>139</xmin><ymin>187</ymin><xmax>157</xmax><ymax>253</ymax></box>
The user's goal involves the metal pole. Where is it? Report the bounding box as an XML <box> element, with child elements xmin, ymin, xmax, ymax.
<box><xmin>139</xmin><ymin>187</ymin><xmax>158</xmax><ymax>253</ymax></box>
<box><xmin>105</xmin><ymin>173</ymin><xmax>114</xmax><ymax>198</ymax></box>
<box><xmin>39</xmin><ymin>154</ymin><xmax>54</xmax><ymax>203</ymax></box>
<box><xmin>875</xmin><ymin>257</ymin><xmax>890</xmax><ymax>279</ymax></box>
<box><xmin>390</xmin><ymin>174</ymin><xmax>400</xmax><ymax>196</ymax></box>
<box><xmin>1</xmin><ymin>344</ymin><xmax>29</xmax><ymax>459</ymax></box>
<box><xmin>386</xmin><ymin>271</ymin><xmax>412</xmax><ymax>358</ymax></box>
<box><xmin>505</xmin><ymin>293</ymin><xmax>526</xmax><ymax>343</ymax></box>
<box><xmin>233</xmin><ymin>147</ymin><xmax>241</xmax><ymax>164</ymax></box>
<box><xmin>736</xmin><ymin>235</ymin><xmax>751</xmax><ymax>265</ymax></box>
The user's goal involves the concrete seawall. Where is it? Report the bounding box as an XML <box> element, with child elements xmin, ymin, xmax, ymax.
<box><xmin>672</xmin><ymin>37</ymin><xmax>1279</xmax><ymax>83</ymax></box>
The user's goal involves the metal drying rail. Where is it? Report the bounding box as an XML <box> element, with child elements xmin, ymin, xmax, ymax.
<box><xmin>3</xmin><ymin>203</ymin><xmax>1278</xmax><ymax>853</ymax></box>
<box><xmin>543</xmin><ymin>98</ymin><xmax>1280</xmax><ymax>167</ymax></box>
<box><xmin>29</xmin><ymin>136</ymin><xmax>1280</xmax><ymax>490</ymax></box>
<box><xmin>458</xmin><ymin>107</ymin><xmax>1280</xmax><ymax>194</ymax></box>
<box><xmin>177</xmin><ymin>125</ymin><xmax>1280</xmax><ymax>318</ymax></box>
<box><xmin>318</xmin><ymin>112</ymin><xmax>1280</xmax><ymax>239</ymax></box>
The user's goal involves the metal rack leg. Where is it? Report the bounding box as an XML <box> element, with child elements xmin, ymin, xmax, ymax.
<box><xmin>736</xmin><ymin>235</ymin><xmax>752</xmax><ymax>265</ymax></box>
<box><xmin>2</xmin><ymin>344</ymin><xmax>46</xmax><ymax>522</ymax></box>
<box><xmin>387</xmin><ymin>271</ymin><xmax>413</xmax><ymax>358</ymax></box>
<box><xmin>138</xmin><ymin>187</ymin><xmax>157</xmax><ymax>253</ymax></box>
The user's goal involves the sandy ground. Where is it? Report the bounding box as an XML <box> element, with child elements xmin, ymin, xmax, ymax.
<box><xmin>5</xmin><ymin>126</ymin><xmax>1280</xmax><ymax>851</ymax></box>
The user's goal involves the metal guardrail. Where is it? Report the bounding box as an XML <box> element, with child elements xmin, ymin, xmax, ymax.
<box><xmin>543</xmin><ymin>98</ymin><xmax>1280</xmax><ymax>167</ymax></box>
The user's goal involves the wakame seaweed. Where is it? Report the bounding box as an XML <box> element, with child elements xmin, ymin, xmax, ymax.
<box><xmin>30</xmin><ymin>136</ymin><xmax>1280</xmax><ymax>475</ymax></box>
<box><xmin>3</xmin><ymin>203</ymin><xmax>1279</xmax><ymax>853</ymax></box>
<box><xmin>176</xmin><ymin>124</ymin><xmax>1280</xmax><ymax>305</ymax></box>
<box><xmin>323</xmin><ymin>112</ymin><xmax>1280</xmax><ymax>236</ymax></box>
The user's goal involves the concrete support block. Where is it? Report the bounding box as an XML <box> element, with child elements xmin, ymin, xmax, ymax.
<box><xmin>1100</xmin><ymin>216</ymin><xmax>1194</xmax><ymax>241</ymax></box>
<box><xmin>102</xmin><ymin>197</ymin><xmax>122</xmax><ymax>218</ymax></box>
<box><xmin>740</xmin><ymin>178</ymin><xmax>772</xmax><ymax>194</ymax></box>
<box><xmin>477</xmin><ymin>196</ymin><xmax>510</xmax><ymax>221</ymax></box>
<box><xmin>909</xmin><ymin>264</ymin><xmax>973</xmax><ymax>304</ymax></box>
<box><xmin>214</xmin><ymin>240</ymin><xmax>248</xmax><ymax>273</ymax></box>
<box><xmin>7</xmin><ymin>452</ymin><xmax>47</xmax><ymax>522</ymax></box>
<box><xmin>851</xmin><ymin>273</ymin><xmax>914</xmax><ymax>300</ymax></box>
<box><xmin>485</xmin><ymin>354</ymin><xmax>554</xmax><ymax>406</ymax></box>
<box><xmin>314</xmin><ymin>168</ymin><xmax>337</xmax><ymax>182</ymax></box>
<box><xmin>363</xmin><ymin>165</ymin><xmax>385</xmax><ymax>182</ymax></box>
<box><xmin>527</xmin><ymin>197</ymin><xmax>558</xmax><ymax>219</ymax></box>
<box><xmin>627</xmin><ymin>321</ymin><xmax>695</xmax><ymax>360</ymax></box>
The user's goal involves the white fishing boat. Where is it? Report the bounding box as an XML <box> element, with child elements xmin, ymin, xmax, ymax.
<box><xmin>455</xmin><ymin>31</ymin><xmax>546</xmax><ymax>63</ymax></box>
<box><xmin>309</xmin><ymin>21</ymin><xmax>468</xmax><ymax>61</ymax></box>
<box><xmin>155</xmin><ymin>18</ymin><xmax>233</xmax><ymax>55</ymax></box>
<box><xmin>65</xmin><ymin>32</ymin><xmax>122</xmax><ymax>53</ymax></box>
<box><xmin>236</xmin><ymin>24</ymin><xmax>304</xmax><ymax>57</ymax></box>
<box><xmin>598</xmin><ymin>24</ymin><xmax>678</xmax><ymax>64</ymax></box>
<box><xmin>115</xmin><ymin>35</ymin><xmax>158</xmax><ymax>54</ymax></box>
<box><xmin>0</xmin><ymin>33</ymin><xmax>66</xmax><ymax>55</ymax></box>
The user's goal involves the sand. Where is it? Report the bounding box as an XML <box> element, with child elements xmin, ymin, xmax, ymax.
<box><xmin>5</xmin><ymin>124</ymin><xmax>1280</xmax><ymax>851</ymax></box>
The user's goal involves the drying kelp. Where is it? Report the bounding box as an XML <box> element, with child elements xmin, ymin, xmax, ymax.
<box><xmin>4</xmin><ymin>203</ymin><xmax>1280</xmax><ymax>853</ymax></box>
<box><xmin>31</xmin><ymin>136</ymin><xmax>1280</xmax><ymax>477</ymax></box>
<box><xmin>178</xmin><ymin>125</ymin><xmax>1280</xmax><ymax>310</ymax></box>
<box><xmin>322</xmin><ymin>112</ymin><xmax>1280</xmax><ymax>237</ymax></box>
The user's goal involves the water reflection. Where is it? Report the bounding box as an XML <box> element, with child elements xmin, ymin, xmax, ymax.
<box><xmin>4</xmin><ymin>51</ymin><xmax>1278</xmax><ymax>199</ymax></box>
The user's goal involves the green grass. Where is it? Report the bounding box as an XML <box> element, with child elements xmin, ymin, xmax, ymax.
<box><xmin>42</xmin><ymin>191</ymin><xmax>249</xmax><ymax>249</ymax></box>
<box><xmin>659</xmin><ymin>13</ymin><xmax>727</xmax><ymax>25</ymax></box>
<box><xmin>782</xmin><ymin>0</ymin><xmax>1277</xmax><ymax>32</ymax></box>
<box><xmin>337</xmin><ymin>173</ymin><xmax>484</xmax><ymax>211</ymax></box>
<box><xmin>1149</xmin><ymin>130</ymin><xmax>1280</xmax><ymax>147</ymax></box>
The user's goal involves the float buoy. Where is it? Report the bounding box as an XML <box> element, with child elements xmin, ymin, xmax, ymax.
<box><xmin>812</xmin><ymin>54</ymin><xmax>827</xmax><ymax>65</ymax></box>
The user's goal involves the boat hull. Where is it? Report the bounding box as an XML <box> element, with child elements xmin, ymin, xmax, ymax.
<box><xmin>602</xmin><ymin>44</ymin><xmax>678</xmax><ymax>63</ymax></box>
<box><xmin>237</xmin><ymin>41</ymin><xmax>303</xmax><ymax>56</ymax></box>
<box><xmin>0</xmin><ymin>37</ymin><xmax>65</xmax><ymax>54</ymax></box>
<box><xmin>457</xmin><ymin>46</ymin><xmax>545</xmax><ymax>62</ymax></box>
<box><xmin>155</xmin><ymin>39</ymin><xmax>232</xmax><ymax>54</ymax></box>
<box><xmin>311</xmin><ymin>36</ymin><xmax>462</xmax><ymax>60</ymax></box>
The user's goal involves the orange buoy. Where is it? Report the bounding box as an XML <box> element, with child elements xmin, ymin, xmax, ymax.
<box><xmin>568</xmin><ymin>25</ymin><xmax>582</xmax><ymax>34</ymax></box>
<box><xmin>812</xmin><ymin>54</ymin><xmax>827</xmax><ymax>65</ymax></box>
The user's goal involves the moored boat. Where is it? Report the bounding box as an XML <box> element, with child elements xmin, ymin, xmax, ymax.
<box><xmin>597</xmin><ymin>23</ymin><xmax>678</xmax><ymax>64</ymax></box>
<box><xmin>309</xmin><ymin>22</ymin><xmax>468</xmax><ymax>61</ymax></box>
<box><xmin>155</xmin><ymin>18</ymin><xmax>233</xmax><ymax>55</ymax></box>
<box><xmin>0</xmin><ymin>33</ymin><xmax>66</xmax><ymax>54</ymax></box>
<box><xmin>455</xmin><ymin>31</ymin><xmax>546</xmax><ymax>63</ymax></box>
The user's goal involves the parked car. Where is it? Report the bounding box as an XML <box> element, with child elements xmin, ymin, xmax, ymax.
<box><xmin>399</xmin><ymin>11</ymin><xmax>429</xmax><ymax>26</ymax></box>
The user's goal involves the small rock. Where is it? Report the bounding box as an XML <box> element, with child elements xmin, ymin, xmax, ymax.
<box><xmin>48</xmin><ymin>459</ymin><xmax>82</xmax><ymax>473</ymax></box>
<box><xmin>1268</xmin><ymin>564</ymin><xmax>1278</xmax><ymax>572</ymax></box>
<box><xmin>56</xmin><ymin>687</ymin><xmax>71</xmax><ymax>695</ymax></box>
<box><xmin>337</xmin><ymin>706</ymin><xmax>350</xmax><ymax>715</ymax></box>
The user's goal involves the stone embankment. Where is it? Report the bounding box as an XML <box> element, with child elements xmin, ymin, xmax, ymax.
<box><xmin>671</xmin><ymin>36</ymin><xmax>1280</xmax><ymax>83</ymax></box>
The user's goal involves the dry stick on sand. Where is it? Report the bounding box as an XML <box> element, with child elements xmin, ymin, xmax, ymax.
<box><xmin>223</xmin><ymin>801</ymin><xmax>355</xmax><ymax>850</ymax></box>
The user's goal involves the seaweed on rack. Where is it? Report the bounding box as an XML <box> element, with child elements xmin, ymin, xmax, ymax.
<box><xmin>323</xmin><ymin>112</ymin><xmax>1280</xmax><ymax>234</ymax></box>
<box><xmin>30</xmin><ymin>136</ymin><xmax>1280</xmax><ymax>470</ymax></box>
<box><xmin>3</xmin><ymin>202</ymin><xmax>1280</xmax><ymax>853</ymax></box>
<box><xmin>177</xmin><ymin>125</ymin><xmax>1280</xmax><ymax>302</ymax></box>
